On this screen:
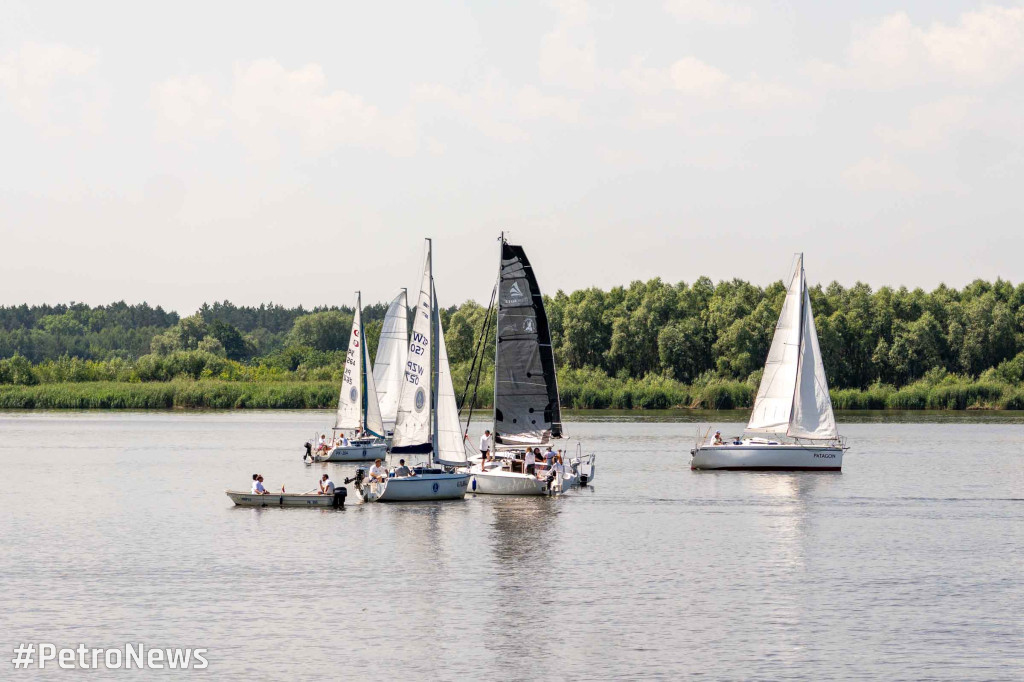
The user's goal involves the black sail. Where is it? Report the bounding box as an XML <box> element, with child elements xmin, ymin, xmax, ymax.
<box><xmin>494</xmin><ymin>241</ymin><xmax>563</xmax><ymax>445</ymax></box>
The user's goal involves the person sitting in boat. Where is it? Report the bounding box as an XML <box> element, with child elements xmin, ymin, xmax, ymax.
<box><xmin>253</xmin><ymin>474</ymin><xmax>269</xmax><ymax>495</ymax></box>
<box><xmin>316</xmin><ymin>435</ymin><xmax>330</xmax><ymax>454</ymax></box>
<box><xmin>251</xmin><ymin>474</ymin><xmax>260</xmax><ymax>493</ymax></box>
<box><xmin>479</xmin><ymin>430</ymin><xmax>492</xmax><ymax>462</ymax></box>
<box><xmin>319</xmin><ymin>474</ymin><xmax>335</xmax><ymax>495</ymax></box>
<box><xmin>394</xmin><ymin>459</ymin><xmax>416</xmax><ymax>477</ymax></box>
<box><xmin>341</xmin><ymin>434</ymin><xmax>350</xmax><ymax>447</ymax></box>
<box><xmin>368</xmin><ymin>458</ymin><xmax>388</xmax><ymax>483</ymax></box>
<box><xmin>712</xmin><ymin>431</ymin><xmax>724</xmax><ymax>445</ymax></box>
<box><xmin>543</xmin><ymin>447</ymin><xmax>556</xmax><ymax>466</ymax></box>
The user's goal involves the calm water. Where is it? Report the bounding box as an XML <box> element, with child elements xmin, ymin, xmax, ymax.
<box><xmin>1</xmin><ymin>411</ymin><xmax>1022</xmax><ymax>680</ymax></box>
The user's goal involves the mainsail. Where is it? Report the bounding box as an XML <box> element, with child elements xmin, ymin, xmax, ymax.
<box><xmin>494</xmin><ymin>240</ymin><xmax>562</xmax><ymax>445</ymax></box>
<box><xmin>746</xmin><ymin>254</ymin><xmax>838</xmax><ymax>441</ymax></box>
<box><xmin>392</xmin><ymin>248</ymin><xmax>433</xmax><ymax>453</ymax></box>
<box><xmin>335</xmin><ymin>298</ymin><xmax>365</xmax><ymax>430</ymax></box>
<box><xmin>335</xmin><ymin>293</ymin><xmax>385</xmax><ymax>436</ymax></box>
<box><xmin>435</xmin><ymin>291</ymin><xmax>470</xmax><ymax>466</ymax></box>
<box><xmin>373</xmin><ymin>290</ymin><xmax>409</xmax><ymax>427</ymax></box>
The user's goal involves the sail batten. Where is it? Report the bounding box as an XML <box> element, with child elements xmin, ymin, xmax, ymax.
<box><xmin>745</xmin><ymin>254</ymin><xmax>838</xmax><ymax>441</ymax></box>
<box><xmin>494</xmin><ymin>241</ymin><xmax>562</xmax><ymax>446</ymax></box>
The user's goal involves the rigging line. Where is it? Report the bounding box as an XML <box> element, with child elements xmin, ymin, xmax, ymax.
<box><xmin>458</xmin><ymin>276</ymin><xmax>498</xmax><ymax>413</ymax></box>
<box><xmin>462</xmin><ymin>282</ymin><xmax>497</xmax><ymax>435</ymax></box>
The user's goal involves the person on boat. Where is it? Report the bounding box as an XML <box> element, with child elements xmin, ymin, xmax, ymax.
<box><xmin>543</xmin><ymin>447</ymin><xmax>556</xmax><ymax>466</ymax></box>
<box><xmin>368</xmin><ymin>459</ymin><xmax>388</xmax><ymax>483</ymax></box>
<box><xmin>254</xmin><ymin>474</ymin><xmax>269</xmax><ymax>495</ymax></box>
<box><xmin>341</xmin><ymin>434</ymin><xmax>350</xmax><ymax>447</ymax></box>
<box><xmin>251</xmin><ymin>474</ymin><xmax>260</xmax><ymax>494</ymax></box>
<box><xmin>524</xmin><ymin>448</ymin><xmax>537</xmax><ymax>476</ymax></box>
<box><xmin>394</xmin><ymin>459</ymin><xmax>416</xmax><ymax>477</ymax></box>
<box><xmin>319</xmin><ymin>474</ymin><xmax>335</xmax><ymax>495</ymax></box>
<box><xmin>479</xmin><ymin>430</ymin><xmax>492</xmax><ymax>463</ymax></box>
<box><xmin>712</xmin><ymin>431</ymin><xmax>724</xmax><ymax>445</ymax></box>
<box><xmin>317</xmin><ymin>435</ymin><xmax>330</xmax><ymax>454</ymax></box>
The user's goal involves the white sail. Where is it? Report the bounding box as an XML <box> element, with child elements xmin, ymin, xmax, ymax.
<box><xmin>392</xmin><ymin>248</ymin><xmax>433</xmax><ymax>450</ymax></box>
<box><xmin>335</xmin><ymin>299</ymin><xmax>364</xmax><ymax>430</ymax></box>
<box><xmin>362</xmin><ymin>325</ymin><xmax>385</xmax><ymax>437</ymax></box>
<box><xmin>372</xmin><ymin>290</ymin><xmax>408</xmax><ymax>427</ymax></box>
<box><xmin>789</xmin><ymin>285</ymin><xmax>839</xmax><ymax>440</ymax></box>
<box><xmin>435</xmin><ymin>291</ymin><xmax>470</xmax><ymax>466</ymax></box>
<box><xmin>746</xmin><ymin>256</ymin><xmax>803</xmax><ymax>435</ymax></box>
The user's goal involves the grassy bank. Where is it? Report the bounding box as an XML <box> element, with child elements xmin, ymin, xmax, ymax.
<box><xmin>0</xmin><ymin>381</ymin><xmax>339</xmax><ymax>409</ymax></box>
<box><xmin>1</xmin><ymin>375</ymin><xmax>1023</xmax><ymax>410</ymax></box>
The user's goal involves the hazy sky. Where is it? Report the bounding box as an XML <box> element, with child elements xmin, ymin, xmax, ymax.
<box><xmin>2</xmin><ymin>0</ymin><xmax>1022</xmax><ymax>313</ymax></box>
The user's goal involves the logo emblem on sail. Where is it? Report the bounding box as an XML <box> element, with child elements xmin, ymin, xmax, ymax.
<box><xmin>414</xmin><ymin>387</ymin><xmax>427</xmax><ymax>412</ymax></box>
<box><xmin>349</xmin><ymin>387</ymin><xmax>358</xmax><ymax>402</ymax></box>
<box><xmin>523</xmin><ymin>317</ymin><xmax>535</xmax><ymax>333</ymax></box>
<box><xmin>509</xmin><ymin>281</ymin><xmax>523</xmax><ymax>299</ymax></box>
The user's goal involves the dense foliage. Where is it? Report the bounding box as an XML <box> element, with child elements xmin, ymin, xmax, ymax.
<box><xmin>3</xmin><ymin>277</ymin><xmax>1024</xmax><ymax>409</ymax></box>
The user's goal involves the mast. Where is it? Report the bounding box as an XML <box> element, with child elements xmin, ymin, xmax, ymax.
<box><xmin>429</xmin><ymin>239</ymin><xmax>439</xmax><ymax>461</ymax></box>
<box><xmin>787</xmin><ymin>254</ymin><xmax>805</xmax><ymax>436</ymax></box>
<box><xmin>357</xmin><ymin>291</ymin><xmax>367</xmax><ymax>432</ymax></box>
<box><xmin>491</xmin><ymin>231</ymin><xmax>502</xmax><ymax>443</ymax></box>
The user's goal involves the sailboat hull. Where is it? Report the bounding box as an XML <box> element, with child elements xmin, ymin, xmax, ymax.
<box><xmin>691</xmin><ymin>444</ymin><xmax>843</xmax><ymax>471</ymax></box>
<box><xmin>357</xmin><ymin>473</ymin><xmax>470</xmax><ymax>502</ymax></box>
<box><xmin>319</xmin><ymin>442</ymin><xmax>388</xmax><ymax>462</ymax></box>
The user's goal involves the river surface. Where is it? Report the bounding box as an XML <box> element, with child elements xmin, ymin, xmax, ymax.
<box><xmin>1</xmin><ymin>411</ymin><xmax>1021</xmax><ymax>680</ymax></box>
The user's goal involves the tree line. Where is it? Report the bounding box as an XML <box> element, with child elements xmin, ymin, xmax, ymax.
<box><xmin>3</xmin><ymin>277</ymin><xmax>1024</xmax><ymax>394</ymax></box>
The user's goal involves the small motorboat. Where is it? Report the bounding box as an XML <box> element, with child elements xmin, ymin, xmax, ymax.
<box><xmin>226</xmin><ymin>488</ymin><xmax>346</xmax><ymax>507</ymax></box>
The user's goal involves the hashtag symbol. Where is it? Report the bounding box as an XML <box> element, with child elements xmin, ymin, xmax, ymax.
<box><xmin>11</xmin><ymin>643</ymin><xmax>34</xmax><ymax>669</ymax></box>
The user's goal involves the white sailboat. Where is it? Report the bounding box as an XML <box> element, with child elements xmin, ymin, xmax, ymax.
<box><xmin>356</xmin><ymin>240</ymin><xmax>471</xmax><ymax>502</ymax></box>
<box><xmin>468</xmin><ymin>235</ymin><xmax>596</xmax><ymax>495</ymax></box>
<box><xmin>372</xmin><ymin>289</ymin><xmax>409</xmax><ymax>433</ymax></box>
<box><xmin>691</xmin><ymin>254</ymin><xmax>847</xmax><ymax>471</ymax></box>
<box><xmin>317</xmin><ymin>292</ymin><xmax>388</xmax><ymax>462</ymax></box>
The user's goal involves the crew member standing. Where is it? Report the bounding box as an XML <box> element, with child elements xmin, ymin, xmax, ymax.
<box><xmin>479</xmin><ymin>430</ymin><xmax>492</xmax><ymax>464</ymax></box>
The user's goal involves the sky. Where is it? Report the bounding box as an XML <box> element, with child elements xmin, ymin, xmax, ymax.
<box><xmin>2</xmin><ymin>0</ymin><xmax>1023</xmax><ymax>314</ymax></box>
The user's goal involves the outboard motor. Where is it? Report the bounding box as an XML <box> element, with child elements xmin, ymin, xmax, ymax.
<box><xmin>303</xmin><ymin>441</ymin><xmax>313</xmax><ymax>462</ymax></box>
<box><xmin>344</xmin><ymin>468</ymin><xmax>366</xmax><ymax>487</ymax></box>
<box><xmin>332</xmin><ymin>486</ymin><xmax>348</xmax><ymax>508</ymax></box>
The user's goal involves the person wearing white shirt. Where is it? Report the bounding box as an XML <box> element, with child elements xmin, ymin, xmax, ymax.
<box><xmin>341</xmin><ymin>435</ymin><xmax>350</xmax><ymax>447</ymax></box>
<box><xmin>524</xmin><ymin>449</ymin><xmax>537</xmax><ymax>475</ymax></box>
<box><xmin>251</xmin><ymin>474</ymin><xmax>260</xmax><ymax>494</ymax></box>
<box><xmin>368</xmin><ymin>459</ymin><xmax>388</xmax><ymax>483</ymax></box>
<box><xmin>479</xmin><ymin>430</ymin><xmax>492</xmax><ymax>462</ymax></box>
<box><xmin>319</xmin><ymin>474</ymin><xmax>335</xmax><ymax>495</ymax></box>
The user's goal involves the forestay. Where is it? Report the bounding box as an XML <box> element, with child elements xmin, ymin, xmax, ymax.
<box><xmin>494</xmin><ymin>242</ymin><xmax>562</xmax><ymax>446</ymax></box>
<box><xmin>392</xmin><ymin>250</ymin><xmax>433</xmax><ymax>452</ymax></box>
<box><xmin>373</xmin><ymin>290</ymin><xmax>408</xmax><ymax>427</ymax></box>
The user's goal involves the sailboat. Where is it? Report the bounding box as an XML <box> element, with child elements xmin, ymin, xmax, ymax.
<box><xmin>690</xmin><ymin>254</ymin><xmax>847</xmax><ymax>471</ymax></box>
<box><xmin>372</xmin><ymin>289</ymin><xmax>408</xmax><ymax>434</ymax></box>
<box><xmin>356</xmin><ymin>240</ymin><xmax>471</xmax><ymax>502</ymax></box>
<box><xmin>467</xmin><ymin>235</ymin><xmax>596</xmax><ymax>495</ymax></box>
<box><xmin>316</xmin><ymin>292</ymin><xmax>388</xmax><ymax>462</ymax></box>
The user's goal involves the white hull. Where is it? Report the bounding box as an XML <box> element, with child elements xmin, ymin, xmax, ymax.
<box><xmin>317</xmin><ymin>442</ymin><xmax>387</xmax><ymax>462</ymax></box>
<box><xmin>226</xmin><ymin>490</ymin><xmax>335</xmax><ymax>507</ymax></box>
<box><xmin>358</xmin><ymin>473</ymin><xmax>470</xmax><ymax>502</ymax></box>
<box><xmin>691</xmin><ymin>443</ymin><xmax>843</xmax><ymax>471</ymax></box>
<box><xmin>468</xmin><ymin>463</ymin><xmax>580</xmax><ymax>496</ymax></box>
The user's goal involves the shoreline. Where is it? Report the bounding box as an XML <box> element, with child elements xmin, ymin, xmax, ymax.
<box><xmin>1</xmin><ymin>379</ymin><xmax>1023</xmax><ymax>411</ymax></box>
